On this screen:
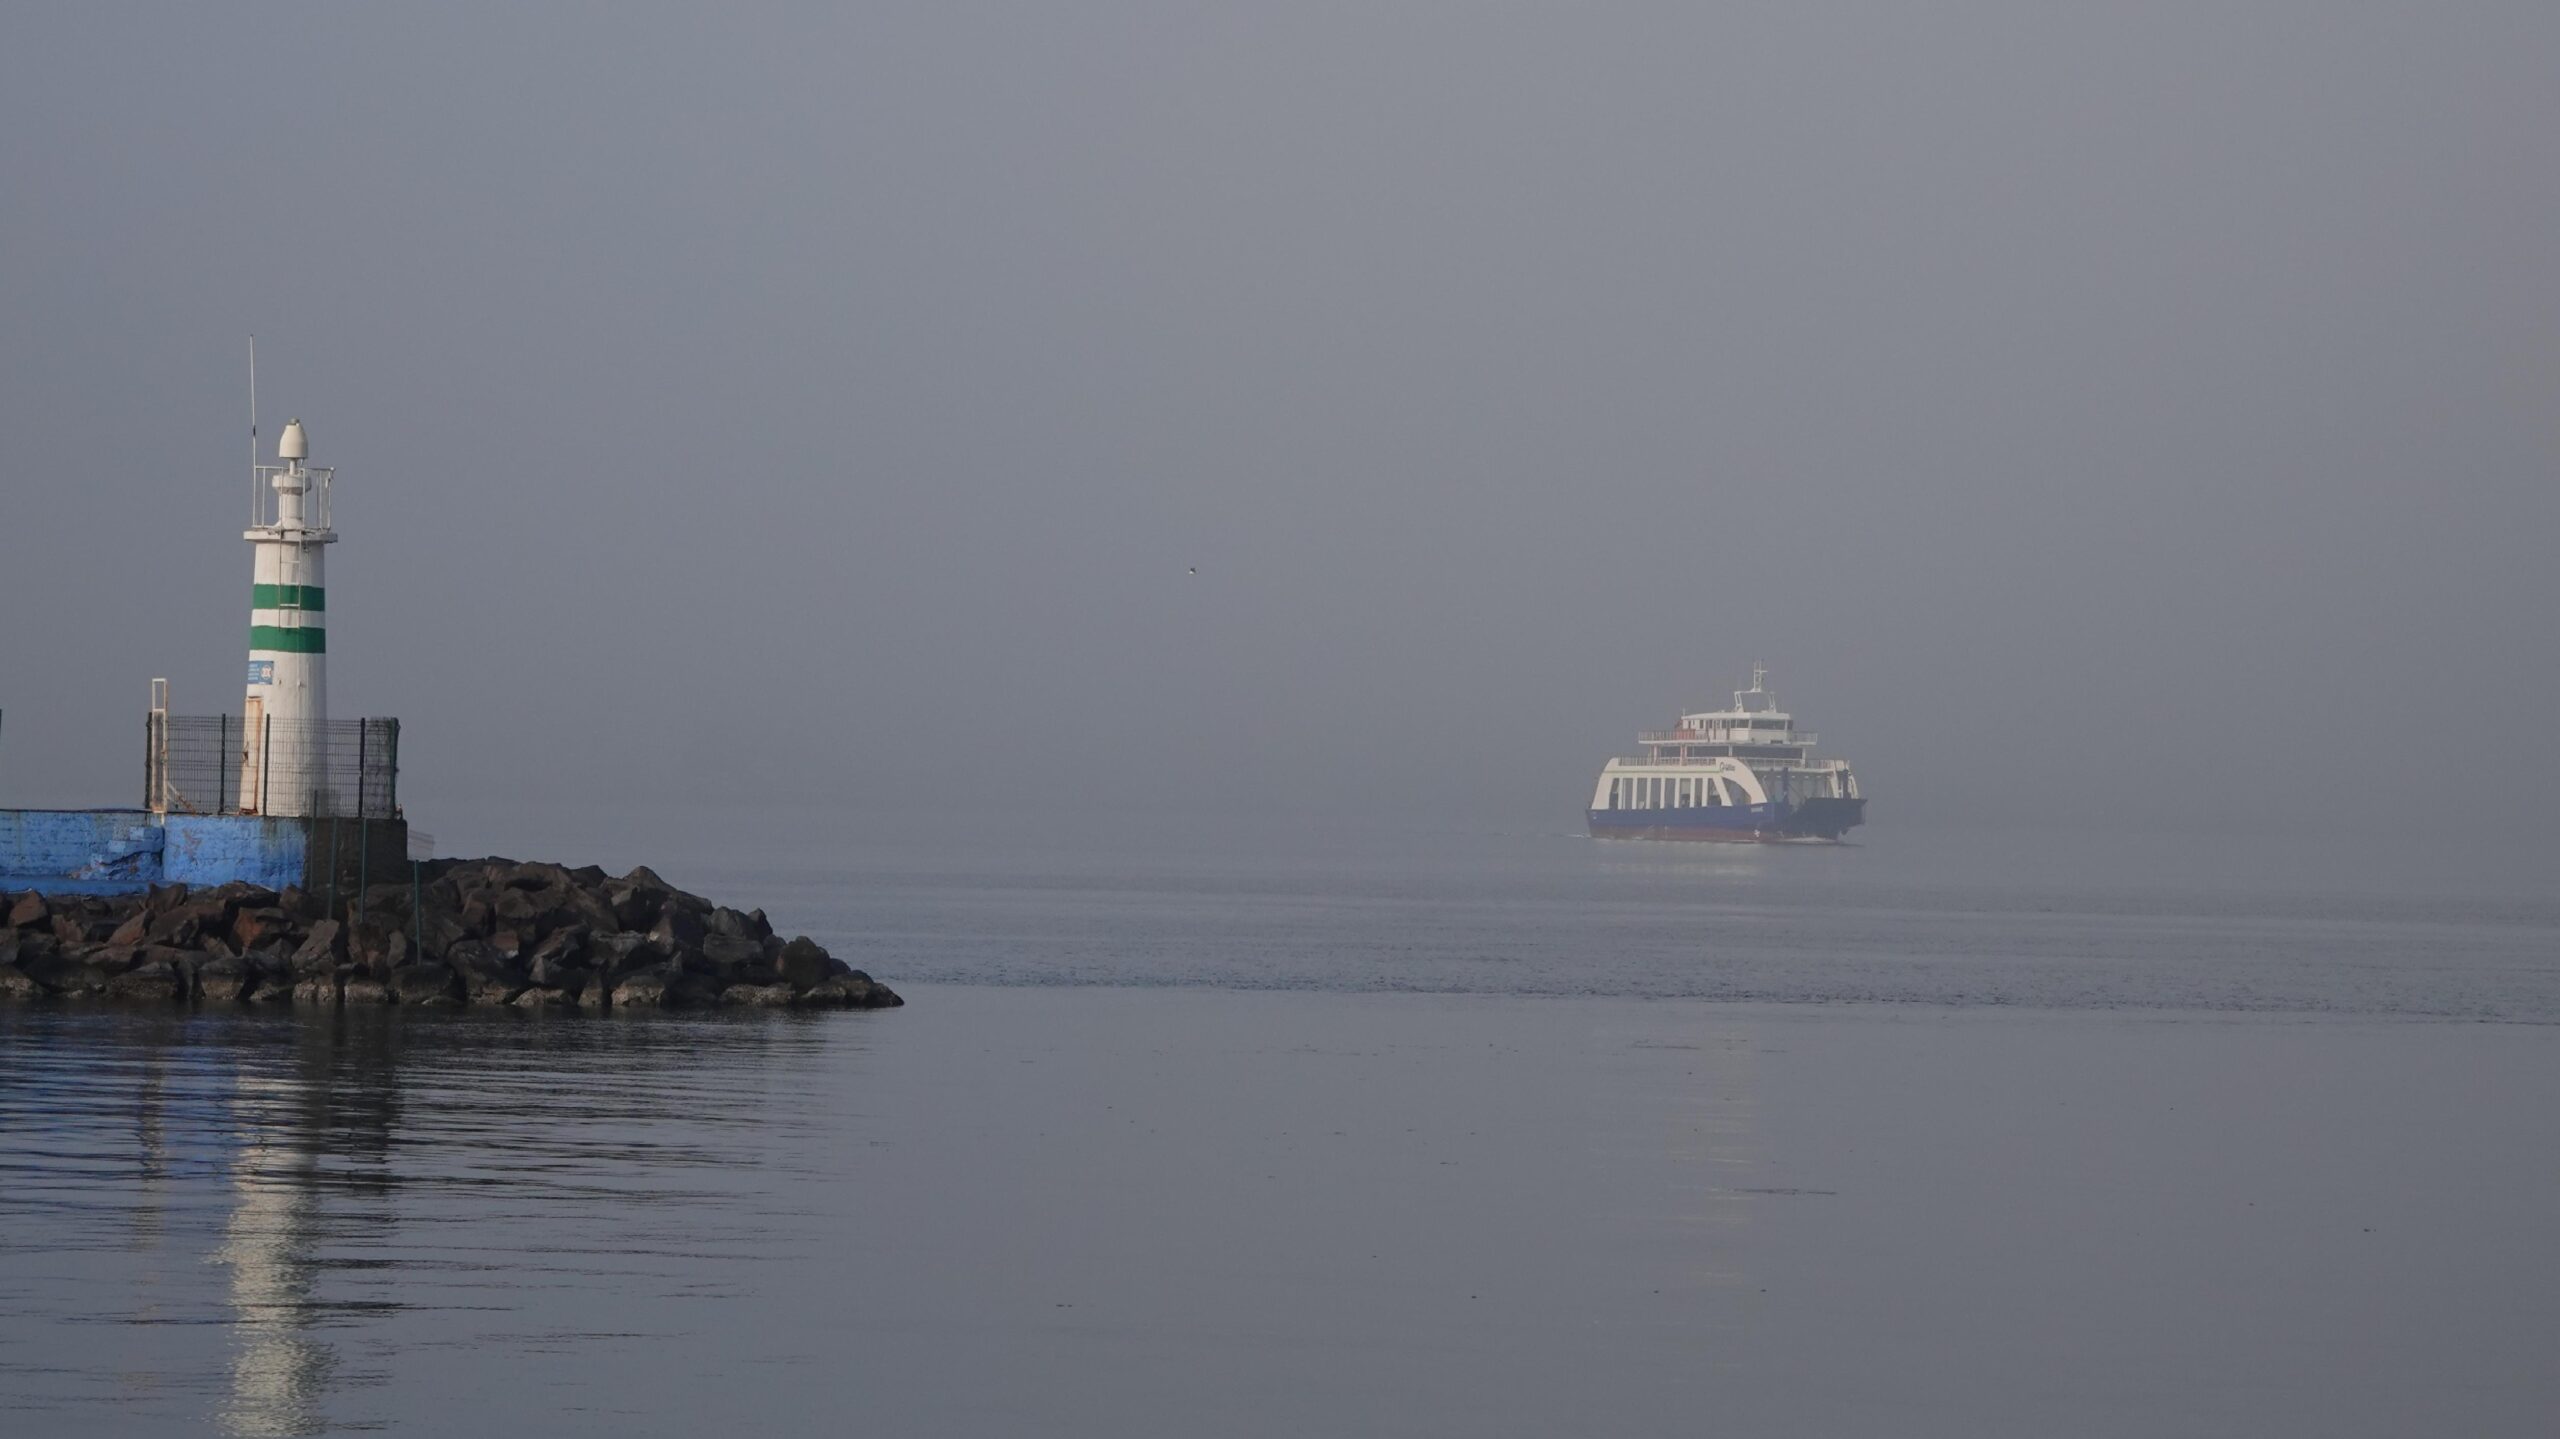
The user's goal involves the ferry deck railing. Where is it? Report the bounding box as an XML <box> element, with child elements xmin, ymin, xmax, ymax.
<box><xmin>1608</xmin><ymin>755</ymin><xmax>1850</xmax><ymax>770</ymax></box>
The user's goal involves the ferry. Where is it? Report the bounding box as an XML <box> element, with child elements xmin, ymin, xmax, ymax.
<box><xmin>1587</xmin><ymin>667</ymin><xmax>1866</xmax><ymax>842</ymax></box>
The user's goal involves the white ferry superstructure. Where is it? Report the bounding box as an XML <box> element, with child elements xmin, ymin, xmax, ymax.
<box><xmin>1586</xmin><ymin>667</ymin><xmax>1866</xmax><ymax>842</ymax></box>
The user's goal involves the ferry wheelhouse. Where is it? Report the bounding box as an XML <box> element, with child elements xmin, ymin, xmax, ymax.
<box><xmin>1587</xmin><ymin>667</ymin><xmax>1866</xmax><ymax>842</ymax></box>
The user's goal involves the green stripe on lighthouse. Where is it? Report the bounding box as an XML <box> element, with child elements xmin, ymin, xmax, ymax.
<box><xmin>248</xmin><ymin>625</ymin><xmax>327</xmax><ymax>653</ymax></box>
<box><xmin>250</xmin><ymin>583</ymin><xmax>325</xmax><ymax>610</ymax></box>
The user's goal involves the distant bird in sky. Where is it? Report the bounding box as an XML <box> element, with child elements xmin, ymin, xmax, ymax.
<box><xmin>1188</xmin><ymin>567</ymin><xmax>1197</xmax><ymax>575</ymax></box>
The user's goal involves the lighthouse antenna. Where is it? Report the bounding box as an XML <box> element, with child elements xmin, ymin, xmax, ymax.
<box><xmin>248</xmin><ymin>335</ymin><xmax>260</xmax><ymax>525</ymax></box>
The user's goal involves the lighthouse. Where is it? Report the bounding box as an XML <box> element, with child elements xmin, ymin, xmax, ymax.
<box><xmin>238</xmin><ymin>417</ymin><xmax>337</xmax><ymax>815</ymax></box>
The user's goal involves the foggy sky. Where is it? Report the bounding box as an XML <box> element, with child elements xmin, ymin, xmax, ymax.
<box><xmin>3</xmin><ymin>4</ymin><xmax>2555</xmax><ymax>841</ymax></box>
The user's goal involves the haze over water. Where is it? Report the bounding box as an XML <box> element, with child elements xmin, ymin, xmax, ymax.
<box><xmin>4</xmin><ymin>4</ymin><xmax>2557</xmax><ymax>844</ymax></box>
<box><xmin>6</xmin><ymin>3</ymin><xmax>2559</xmax><ymax>1433</ymax></box>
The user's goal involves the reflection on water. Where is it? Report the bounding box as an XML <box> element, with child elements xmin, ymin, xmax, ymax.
<box><xmin>131</xmin><ymin>1053</ymin><xmax>169</xmax><ymax>1252</ymax></box>
<box><xmin>0</xmin><ymin>1008</ymin><xmax>852</xmax><ymax>1436</ymax></box>
<box><xmin>214</xmin><ymin>1073</ymin><xmax>328</xmax><ymax>1437</ymax></box>
<box><xmin>9</xmin><ymin>816</ymin><xmax>2560</xmax><ymax>1436</ymax></box>
<box><xmin>4</xmin><ymin>988</ymin><xmax>2558</xmax><ymax>1437</ymax></box>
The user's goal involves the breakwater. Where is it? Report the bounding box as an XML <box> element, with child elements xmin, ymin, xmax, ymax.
<box><xmin>0</xmin><ymin>858</ymin><xmax>900</xmax><ymax>1010</ymax></box>
<box><xmin>0</xmin><ymin>808</ymin><xmax>412</xmax><ymax>897</ymax></box>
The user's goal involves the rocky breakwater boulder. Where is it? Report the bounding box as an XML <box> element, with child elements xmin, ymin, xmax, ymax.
<box><xmin>0</xmin><ymin>863</ymin><xmax>902</xmax><ymax>1012</ymax></box>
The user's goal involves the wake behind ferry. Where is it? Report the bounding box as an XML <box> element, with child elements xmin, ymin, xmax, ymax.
<box><xmin>1587</xmin><ymin>667</ymin><xmax>1866</xmax><ymax>842</ymax></box>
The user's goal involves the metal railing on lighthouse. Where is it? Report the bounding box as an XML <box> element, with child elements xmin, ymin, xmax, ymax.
<box><xmin>146</xmin><ymin>712</ymin><xmax>400</xmax><ymax>820</ymax></box>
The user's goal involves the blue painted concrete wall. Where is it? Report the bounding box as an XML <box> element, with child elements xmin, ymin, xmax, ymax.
<box><xmin>163</xmin><ymin>815</ymin><xmax>307</xmax><ymax>893</ymax></box>
<box><xmin>0</xmin><ymin>810</ymin><xmax>163</xmax><ymax>894</ymax></box>
<box><xmin>2</xmin><ymin>810</ymin><xmax>311</xmax><ymax>896</ymax></box>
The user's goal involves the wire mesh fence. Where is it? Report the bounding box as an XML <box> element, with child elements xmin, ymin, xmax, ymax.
<box><xmin>147</xmin><ymin>714</ymin><xmax>400</xmax><ymax>818</ymax></box>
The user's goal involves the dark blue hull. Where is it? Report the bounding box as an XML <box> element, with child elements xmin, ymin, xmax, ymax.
<box><xmin>1586</xmin><ymin>796</ymin><xmax>1865</xmax><ymax>843</ymax></box>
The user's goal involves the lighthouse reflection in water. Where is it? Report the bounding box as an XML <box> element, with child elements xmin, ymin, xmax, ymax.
<box><xmin>211</xmin><ymin>1072</ymin><xmax>330</xmax><ymax>1437</ymax></box>
<box><xmin>0</xmin><ymin>1009</ymin><xmax>829</xmax><ymax>1436</ymax></box>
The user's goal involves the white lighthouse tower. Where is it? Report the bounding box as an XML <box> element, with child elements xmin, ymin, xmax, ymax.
<box><xmin>238</xmin><ymin>417</ymin><xmax>336</xmax><ymax>814</ymax></box>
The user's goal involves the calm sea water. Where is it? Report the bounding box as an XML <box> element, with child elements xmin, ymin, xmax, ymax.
<box><xmin>4</xmin><ymin>817</ymin><xmax>2557</xmax><ymax>1435</ymax></box>
<box><xmin>704</xmin><ymin>816</ymin><xmax>2560</xmax><ymax>1018</ymax></box>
